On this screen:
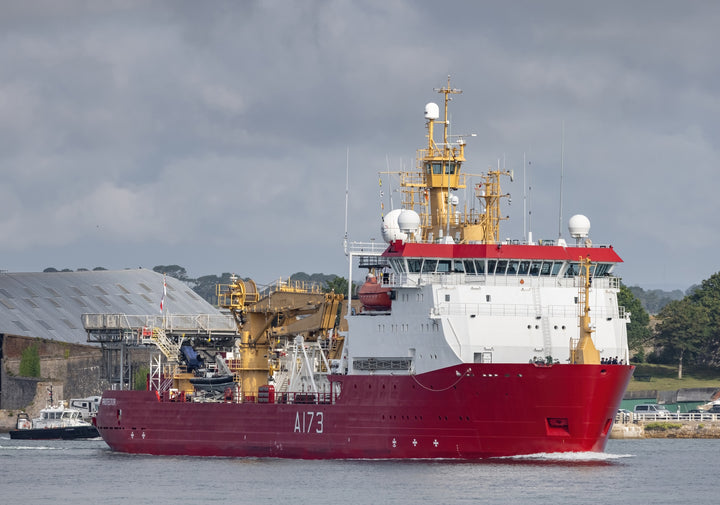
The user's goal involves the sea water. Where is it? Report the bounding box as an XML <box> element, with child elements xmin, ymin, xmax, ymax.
<box><xmin>1</xmin><ymin>435</ymin><xmax>717</xmax><ymax>504</ymax></box>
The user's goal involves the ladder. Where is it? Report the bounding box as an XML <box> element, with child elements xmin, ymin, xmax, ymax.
<box><xmin>532</xmin><ymin>286</ymin><xmax>554</xmax><ymax>360</ymax></box>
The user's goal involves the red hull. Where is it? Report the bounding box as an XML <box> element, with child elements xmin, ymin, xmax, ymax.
<box><xmin>96</xmin><ymin>363</ymin><xmax>633</xmax><ymax>459</ymax></box>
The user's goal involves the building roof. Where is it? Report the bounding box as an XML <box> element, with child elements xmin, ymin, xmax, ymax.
<box><xmin>0</xmin><ymin>269</ymin><xmax>221</xmax><ymax>345</ymax></box>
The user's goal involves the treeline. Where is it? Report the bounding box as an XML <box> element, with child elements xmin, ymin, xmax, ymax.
<box><xmin>150</xmin><ymin>265</ymin><xmax>349</xmax><ymax>305</ymax></box>
<box><xmin>627</xmin><ymin>285</ymin><xmax>690</xmax><ymax>314</ymax></box>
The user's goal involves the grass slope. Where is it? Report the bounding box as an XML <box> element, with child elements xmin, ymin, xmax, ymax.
<box><xmin>626</xmin><ymin>364</ymin><xmax>720</xmax><ymax>392</ymax></box>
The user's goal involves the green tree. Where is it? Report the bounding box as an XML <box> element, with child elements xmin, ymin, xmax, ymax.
<box><xmin>688</xmin><ymin>272</ymin><xmax>720</xmax><ymax>366</ymax></box>
<box><xmin>19</xmin><ymin>344</ymin><xmax>41</xmax><ymax>378</ymax></box>
<box><xmin>654</xmin><ymin>298</ymin><xmax>709</xmax><ymax>378</ymax></box>
<box><xmin>324</xmin><ymin>276</ymin><xmax>349</xmax><ymax>296</ymax></box>
<box><xmin>133</xmin><ymin>365</ymin><xmax>150</xmax><ymax>390</ymax></box>
<box><xmin>618</xmin><ymin>283</ymin><xmax>651</xmax><ymax>360</ymax></box>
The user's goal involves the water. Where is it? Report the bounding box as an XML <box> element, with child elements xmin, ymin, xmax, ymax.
<box><xmin>1</xmin><ymin>435</ymin><xmax>717</xmax><ymax>504</ymax></box>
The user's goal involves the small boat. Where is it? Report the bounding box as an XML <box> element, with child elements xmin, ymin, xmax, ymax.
<box><xmin>9</xmin><ymin>388</ymin><xmax>99</xmax><ymax>440</ymax></box>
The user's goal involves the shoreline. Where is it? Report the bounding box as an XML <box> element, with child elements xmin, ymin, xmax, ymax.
<box><xmin>611</xmin><ymin>421</ymin><xmax>720</xmax><ymax>439</ymax></box>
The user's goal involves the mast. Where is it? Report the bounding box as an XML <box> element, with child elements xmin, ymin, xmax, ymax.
<box><xmin>570</xmin><ymin>255</ymin><xmax>600</xmax><ymax>365</ymax></box>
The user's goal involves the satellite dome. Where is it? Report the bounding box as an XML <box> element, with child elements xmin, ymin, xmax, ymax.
<box><xmin>568</xmin><ymin>214</ymin><xmax>591</xmax><ymax>239</ymax></box>
<box><xmin>381</xmin><ymin>209</ymin><xmax>406</xmax><ymax>243</ymax></box>
<box><xmin>397</xmin><ymin>209</ymin><xmax>421</xmax><ymax>239</ymax></box>
<box><xmin>425</xmin><ymin>102</ymin><xmax>440</xmax><ymax>120</ymax></box>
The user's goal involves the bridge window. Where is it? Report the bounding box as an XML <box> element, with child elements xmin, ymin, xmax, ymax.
<box><xmin>565</xmin><ymin>262</ymin><xmax>579</xmax><ymax>277</ymax></box>
<box><xmin>452</xmin><ymin>260</ymin><xmax>465</xmax><ymax>273</ymax></box>
<box><xmin>422</xmin><ymin>259</ymin><xmax>438</xmax><ymax>273</ymax></box>
<box><xmin>518</xmin><ymin>261</ymin><xmax>530</xmax><ymax>275</ymax></box>
<box><xmin>506</xmin><ymin>260</ymin><xmax>519</xmax><ymax>275</ymax></box>
<box><xmin>437</xmin><ymin>260</ymin><xmax>451</xmax><ymax>273</ymax></box>
<box><xmin>529</xmin><ymin>261</ymin><xmax>542</xmax><ymax>276</ymax></box>
<box><xmin>495</xmin><ymin>260</ymin><xmax>508</xmax><ymax>275</ymax></box>
<box><xmin>463</xmin><ymin>260</ymin><xmax>476</xmax><ymax>275</ymax></box>
<box><xmin>390</xmin><ymin>258</ymin><xmax>406</xmax><ymax>274</ymax></box>
<box><xmin>408</xmin><ymin>259</ymin><xmax>422</xmax><ymax>273</ymax></box>
<box><xmin>475</xmin><ymin>260</ymin><xmax>485</xmax><ymax>274</ymax></box>
<box><xmin>487</xmin><ymin>260</ymin><xmax>496</xmax><ymax>274</ymax></box>
<box><xmin>551</xmin><ymin>262</ymin><xmax>562</xmax><ymax>276</ymax></box>
<box><xmin>540</xmin><ymin>261</ymin><xmax>553</xmax><ymax>276</ymax></box>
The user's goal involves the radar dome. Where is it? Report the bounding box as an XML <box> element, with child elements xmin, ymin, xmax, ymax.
<box><xmin>425</xmin><ymin>102</ymin><xmax>440</xmax><ymax>120</ymax></box>
<box><xmin>568</xmin><ymin>214</ymin><xmax>591</xmax><ymax>239</ymax></box>
<box><xmin>397</xmin><ymin>209</ymin><xmax>421</xmax><ymax>239</ymax></box>
<box><xmin>381</xmin><ymin>209</ymin><xmax>407</xmax><ymax>243</ymax></box>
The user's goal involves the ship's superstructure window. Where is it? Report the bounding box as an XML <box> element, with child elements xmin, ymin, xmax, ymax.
<box><xmin>422</xmin><ymin>259</ymin><xmax>438</xmax><ymax>273</ymax></box>
<box><xmin>464</xmin><ymin>260</ymin><xmax>476</xmax><ymax>275</ymax></box>
<box><xmin>391</xmin><ymin>258</ymin><xmax>407</xmax><ymax>274</ymax></box>
<box><xmin>398</xmin><ymin>257</ymin><xmax>612</xmax><ymax>277</ymax></box>
<box><xmin>427</xmin><ymin>161</ymin><xmax>458</xmax><ymax>174</ymax></box>
<box><xmin>565</xmin><ymin>263</ymin><xmax>579</xmax><ymax>277</ymax></box>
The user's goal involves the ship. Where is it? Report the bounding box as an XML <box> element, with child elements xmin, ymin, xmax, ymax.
<box><xmin>95</xmin><ymin>78</ymin><xmax>634</xmax><ymax>459</ymax></box>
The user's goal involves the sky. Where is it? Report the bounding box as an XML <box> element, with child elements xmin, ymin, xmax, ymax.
<box><xmin>1</xmin><ymin>0</ymin><xmax>719</xmax><ymax>291</ymax></box>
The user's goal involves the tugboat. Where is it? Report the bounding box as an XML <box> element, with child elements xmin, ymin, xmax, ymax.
<box><xmin>94</xmin><ymin>78</ymin><xmax>634</xmax><ymax>459</ymax></box>
<box><xmin>10</xmin><ymin>387</ymin><xmax>99</xmax><ymax>440</ymax></box>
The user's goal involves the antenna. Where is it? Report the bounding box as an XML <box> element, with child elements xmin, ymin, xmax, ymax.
<box><xmin>343</xmin><ymin>147</ymin><xmax>349</xmax><ymax>256</ymax></box>
<box><xmin>386</xmin><ymin>155</ymin><xmax>394</xmax><ymax>211</ymax></box>
<box><xmin>523</xmin><ymin>152</ymin><xmax>527</xmax><ymax>242</ymax></box>
<box><xmin>558</xmin><ymin>121</ymin><xmax>565</xmax><ymax>239</ymax></box>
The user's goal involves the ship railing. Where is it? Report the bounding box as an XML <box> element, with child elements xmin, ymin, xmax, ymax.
<box><xmin>82</xmin><ymin>313</ymin><xmax>238</xmax><ymax>343</ymax></box>
<box><xmin>431</xmin><ymin>303</ymin><xmax>622</xmax><ymax>319</ymax></box>
<box><xmin>155</xmin><ymin>389</ymin><xmax>340</xmax><ymax>405</ymax></box>
<box><xmin>390</xmin><ymin>273</ymin><xmax>621</xmax><ymax>290</ymax></box>
<box><xmin>346</xmin><ymin>241</ymin><xmax>387</xmax><ymax>256</ymax></box>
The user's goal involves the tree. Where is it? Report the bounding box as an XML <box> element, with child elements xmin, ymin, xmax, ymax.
<box><xmin>324</xmin><ymin>276</ymin><xmax>349</xmax><ymax>296</ymax></box>
<box><xmin>133</xmin><ymin>365</ymin><xmax>150</xmax><ymax>390</ymax></box>
<box><xmin>654</xmin><ymin>299</ymin><xmax>709</xmax><ymax>378</ymax></box>
<box><xmin>618</xmin><ymin>283</ymin><xmax>651</xmax><ymax>359</ymax></box>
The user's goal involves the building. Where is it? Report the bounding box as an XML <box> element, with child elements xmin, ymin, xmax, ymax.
<box><xmin>0</xmin><ymin>268</ymin><xmax>229</xmax><ymax>413</ymax></box>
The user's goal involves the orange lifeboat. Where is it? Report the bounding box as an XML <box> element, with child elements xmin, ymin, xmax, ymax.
<box><xmin>357</xmin><ymin>273</ymin><xmax>392</xmax><ymax>311</ymax></box>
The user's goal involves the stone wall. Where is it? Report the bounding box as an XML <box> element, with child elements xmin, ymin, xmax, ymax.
<box><xmin>1</xmin><ymin>335</ymin><xmax>109</xmax><ymax>411</ymax></box>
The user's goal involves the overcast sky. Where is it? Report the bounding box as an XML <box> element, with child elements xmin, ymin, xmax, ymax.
<box><xmin>1</xmin><ymin>0</ymin><xmax>718</xmax><ymax>291</ymax></box>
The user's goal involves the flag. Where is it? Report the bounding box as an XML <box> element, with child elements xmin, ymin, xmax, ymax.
<box><xmin>160</xmin><ymin>275</ymin><xmax>167</xmax><ymax>312</ymax></box>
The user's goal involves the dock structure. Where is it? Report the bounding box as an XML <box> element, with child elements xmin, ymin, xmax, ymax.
<box><xmin>82</xmin><ymin>312</ymin><xmax>238</xmax><ymax>389</ymax></box>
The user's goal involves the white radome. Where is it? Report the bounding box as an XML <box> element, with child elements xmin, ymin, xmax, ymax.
<box><xmin>568</xmin><ymin>214</ymin><xmax>591</xmax><ymax>239</ymax></box>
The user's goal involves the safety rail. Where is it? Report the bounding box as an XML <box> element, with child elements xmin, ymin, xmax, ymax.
<box><xmin>346</xmin><ymin>241</ymin><xmax>387</xmax><ymax>256</ymax></box>
<box><xmin>82</xmin><ymin>313</ymin><xmax>238</xmax><ymax>343</ymax></box>
<box><xmin>155</xmin><ymin>389</ymin><xmax>338</xmax><ymax>405</ymax></box>
<box><xmin>430</xmin><ymin>302</ymin><xmax>622</xmax><ymax>319</ymax></box>
<box><xmin>387</xmin><ymin>273</ymin><xmax>621</xmax><ymax>290</ymax></box>
<box><xmin>615</xmin><ymin>412</ymin><xmax>720</xmax><ymax>423</ymax></box>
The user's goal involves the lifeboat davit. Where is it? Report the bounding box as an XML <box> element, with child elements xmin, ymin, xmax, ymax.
<box><xmin>358</xmin><ymin>274</ymin><xmax>392</xmax><ymax>311</ymax></box>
